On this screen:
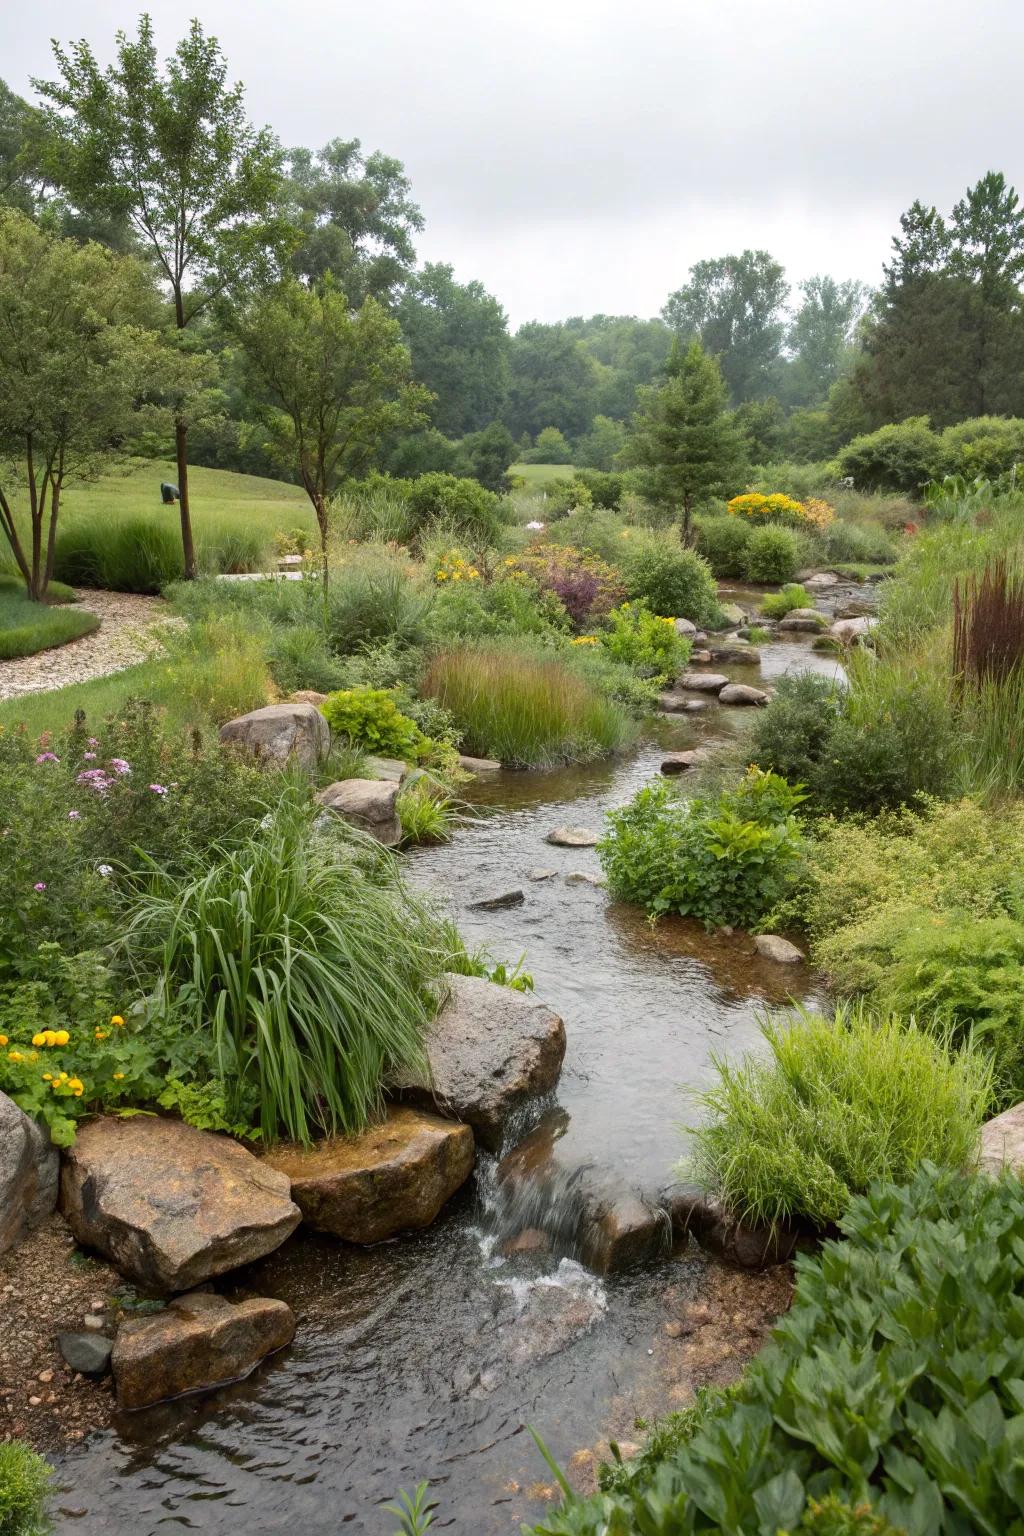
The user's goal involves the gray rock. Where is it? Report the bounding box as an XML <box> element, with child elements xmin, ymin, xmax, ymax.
<box><xmin>778</xmin><ymin>609</ymin><xmax>827</xmax><ymax>632</ymax></box>
<box><xmin>673</xmin><ymin>618</ymin><xmax>697</xmax><ymax>637</ymax></box>
<box><xmin>392</xmin><ymin>974</ymin><xmax>566</xmax><ymax>1152</ymax></box>
<box><xmin>527</xmin><ymin>868</ymin><xmax>559</xmax><ymax>881</ymax></box>
<box><xmin>564</xmin><ymin>871</ymin><xmax>604</xmax><ymax>886</ymax></box>
<box><xmin>363</xmin><ymin>755</ymin><xmax>409</xmax><ymax>783</ymax></box>
<box><xmin>803</xmin><ymin>571</ymin><xmax>840</xmax><ymax>588</ymax></box>
<box><xmin>829</xmin><ymin>616</ymin><xmax>877</xmax><ymax>644</ymax></box>
<box><xmin>754</xmin><ymin>934</ymin><xmax>805</xmax><ymax>964</ymax></box>
<box><xmin>0</xmin><ymin>1092</ymin><xmax>58</xmax><ymax>1255</ymax></box>
<box><xmin>658</xmin><ymin>692</ymin><xmax>707</xmax><ymax>713</ymax></box>
<box><xmin>978</xmin><ymin>1102</ymin><xmax>1024</xmax><ymax>1177</ymax></box>
<box><xmin>262</xmin><ymin>1107</ymin><xmax>474</xmax><ymax>1244</ymax></box>
<box><xmin>458</xmin><ymin>754</ymin><xmax>502</xmax><ymax>774</ymax></box>
<box><xmin>718</xmin><ymin>683</ymin><xmax>769</xmax><ymax>706</ymax></box>
<box><xmin>714</xmin><ymin>602</ymin><xmax>747</xmax><ymax>628</ymax></box>
<box><xmin>468</xmin><ymin>889</ymin><xmax>525</xmax><ymax>911</ymax></box>
<box><xmin>317</xmin><ymin>778</ymin><xmax>402</xmax><ymax>846</ymax></box>
<box><xmin>60</xmin><ymin>1117</ymin><xmax>300</xmax><ymax>1294</ymax></box>
<box><xmin>546</xmin><ymin>826</ymin><xmax>599</xmax><ymax>847</ymax></box>
<box><xmin>112</xmin><ymin>1292</ymin><xmax>295</xmax><ymax>1410</ymax></box>
<box><xmin>660</xmin><ymin>750</ymin><xmax>709</xmax><ymax>774</ymax></box>
<box><xmin>707</xmin><ymin>644</ymin><xmax>762</xmax><ymax>665</ymax></box>
<box><xmin>58</xmin><ymin>1332</ymin><xmax>113</xmax><ymax>1377</ymax></box>
<box><xmin>676</xmin><ymin>671</ymin><xmax>729</xmax><ymax>693</ymax></box>
<box><xmin>219</xmin><ymin>703</ymin><xmax>329</xmax><ymax>771</ymax></box>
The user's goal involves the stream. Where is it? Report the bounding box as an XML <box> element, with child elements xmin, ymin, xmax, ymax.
<box><xmin>50</xmin><ymin>591</ymin><xmax>854</xmax><ymax>1536</ymax></box>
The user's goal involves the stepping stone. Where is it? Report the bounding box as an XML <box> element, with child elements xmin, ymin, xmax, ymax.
<box><xmin>318</xmin><ymin>779</ymin><xmax>402</xmax><ymax>846</ymax></box>
<box><xmin>754</xmin><ymin>934</ymin><xmax>805</xmax><ymax>964</ymax></box>
<box><xmin>546</xmin><ymin>826</ymin><xmax>599</xmax><ymax>847</ymax></box>
<box><xmin>676</xmin><ymin>671</ymin><xmax>729</xmax><ymax>693</ymax></box>
<box><xmin>263</xmin><ymin>1107</ymin><xmax>474</xmax><ymax>1244</ymax></box>
<box><xmin>658</xmin><ymin>692</ymin><xmax>705</xmax><ymax>713</ymax></box>
<box><xmin>660</xmin><ymin>750</ymin><xmax>708</xmax><ymax>774</ymax></box>
<box><xmin>458</xmin><ymin>754</ymin><xmax>502</xmax><ymax>774</ymax></box>
<box><xmin>718</xmin><ymin>683</ymin><xmax>769</xmax><ymax>706</ymax></box>
<box><xmin>468</xmin><ymin>889</ymin><xmax>525</xmax><ymax>911</ymax></box>
<box><xmin>111</xmin><ymin>1292</ymin><xmax>295</xmax><ymax>1410</ymax></box>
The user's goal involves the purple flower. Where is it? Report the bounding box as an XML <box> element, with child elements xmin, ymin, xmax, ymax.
<box><xmin>35</xmin><ymin>752</ymin><xmax>59</xmax><ymax>765</ymax></box>
<box><xmin>109</xmin><ymin>758</ymin><xmax>131</xmax><ymax>776</ymax></box>
<box><xmin>82</xmin><ymin>751</ymin><xmax>97</xmax><ymax>761</ymax></box>
<box><xmin>77</xmin><ymin>768</ymin><xmax>113</xmax><ymax>794</ymax></box>
<box><xmin>87</xmin><ymin>737</ymin><xmax>99</xmax><ymax>747</ymax></box>
<box><xmin>67</xmin><ymin>810</ymin><xmax>82</xmax><ymax>821</ymax></box>
<box><xmin>148</xmin><ymin>784</ymin><xmax>168</xmax><ymax>795</ymax></box>
<box><xmin>33</xmin><ymin>882</ymin><xmax>46</xmax><ymax>892</ymax></box>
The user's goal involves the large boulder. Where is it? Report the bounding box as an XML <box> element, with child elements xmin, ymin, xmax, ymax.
<box><xmin>718</xmin><ymin>683</ymin><xmax>769</xmax><ymax>707</ymax></box>
<box><xmin>978</xmin><ymin>1102</ymin><xmax>1024</xmax><ymax>1178</ymax></box>
<box><xmin>0</xmin><ymin>1091</ymin><xmax>58</xmax><ymax>1255</ymax></box>
<box><xmin>263</xmin><ymin>1107</ymin><xmax>474</xmax><ymax>1244</ymax></box>
<box><xmin>60</xmin><ymin>1117</ymin><xmax>301</xmax><ymax>1293</ymax></box>
<box><xmin>219</xmin><ymin>703</ymin><xmax>329</xmax><ymax>771</ymax></box>
<box><xmin>546</xmin><ymin>826</ymin><xmax>599</xmax><ymax>847</ymax></box>
<box><xmin>317</xmin><ymin>778</ymin><xmax>402</xmax><ymax>846</ymax></box>
<box><xmin>676</xmin><ymin>671</ymin><xmax>729</xmax><ymax>693</ymax></box>
<box><xmin>829</xmin><ymin>616</ymin><xmax>877</xmax><ymax>644</ymax></box>
<box><xmin>392</xmin><ymin>975</ymin><xmax>566</xmax><ymax>1152</ymax></box>
<box><xmin>754</xmin><ymin>934</ymin><xmax>805</xmax><ymax>964</ymax></box>
<box><xmin>673</xmin><ymin>617</ymin><xmax>697</xmax><ymax>637</ymax></box>
<box><xmin>111</xmin><ymin>1291</ymin><xmax>295</xmax><ymax>1410</ymax></box>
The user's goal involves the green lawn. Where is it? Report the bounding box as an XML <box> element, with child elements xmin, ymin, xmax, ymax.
<box><xmin>509</xmin><ymin>462</ymin><xmax>577</xmax><ymax>486</ymax></box>
<box><xmin>0</xmin><ymin>662</ymin><xmax>162</xmax><ymax>738</ymax></box>
<box><xmin>0</xmin><ymin>575</ymin><xmax>99</xmax><ymax>659</ymax></box>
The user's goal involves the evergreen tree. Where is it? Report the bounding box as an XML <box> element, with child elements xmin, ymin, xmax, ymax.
<box><xmin>622</xmin><ymin>340</ymin><xmax>747</xmax><ymax>541</ymax></box>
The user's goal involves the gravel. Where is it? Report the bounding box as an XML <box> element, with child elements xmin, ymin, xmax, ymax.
<box><xmin>0</xmin><ymin>589</ymin><xmax>184</xmax><ymax>702</ymax></box>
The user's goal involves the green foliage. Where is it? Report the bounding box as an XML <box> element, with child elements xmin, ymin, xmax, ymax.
<box><xmin>396</xmin><ymin>778</ymin><xmax>455</xmax><ymax>845</ymax></box>
<box><xmin>123</xmin><ymin>787</ymin><xmax>455</xmax><ymax>1143</ymax></box>
<box><xmin>524</xmin><ymin>426</ymin><xmax>574</xmax><ymax>464</ymax></box>
<box><xmin>749</xmin><ymin>672</ymin><xmax>843</xmax><ymax>791</ymax></box>
<box><xmin>157</xmin><ymin>1077</ymin><xmax>260</xmax><ymax>1139</ymax></box>
<box><xmin>597</xmin><ymin>1387</ymin><xmax>741</xmax><ymax>1497</ymax></box>
<box><xmin>321</xmin><ymin>687</ymin><xmax>426</xmax><ymax>760</ymax></box>
<box><xmin>835</xmin><ymin>418</ymin><xmax>940</xmax><ymax>492</ymax></box>
<box><xmin>742</xmin><ymin>524</ymin><xmax>801</xmax><ymax>583</ymax></box>
<box><xmin>403</xmin><ymin>472</ymin><xmax>509</xmax><ymax>544</ymax></box>
<box><xmin>542</xmin><ymin>505</ymin><xmax>628</xmax><ymax>563</ymax></box>
<box><xmin>325</xmin><ymin>552</ymin><xmax>434</xmax><ymax>655</ymax></box>
<box><xmin>0</xmin><ymin>588</ymin><xmax>99</xmax><ymax>658</ymax></box>
<box><xmin>621</xmin><ymin>535</ymin><xmax>721</xmax><ymax>625</ymax></box>
<box><xmin>0</xmin><ymin>1439</ymin><xmax>52</xmax><ymax>1536</ymax></box>
<box><xmin>663</xmin><ymin>250</ymin><xmax>789</xmax><ymax>403</ymax></box>
<box><xmin>938</xmin><ymin>414</ymin><xmax>1024</xmax><ymax>477</ymax></box>
<box><xmin>574</xmin><ymin>419</ymin><xmax>627</xmax><ymax>474</ymax></box>
<box><xmin>424</xmin><ymin>642</ymin><xmax>635</xmax><ymax>767</ymax></box>
<box><xmin>52</xmin><ymin>515</ymin><xmax>268</xmax><ymax>592</ymax></box>
<box><xmin>689</xmin><ymin>1003</ymin><xmax>990</xmax><ymax>1229</ymax></box>
<box><xmin>570</xmin><ymin>468</ymin><xmax>626</xmax><ymax>508</ymax></box>
<box><xmin>426</xmin><ymin>571</ymin><xmax>566</xmax><ymax>643</ymax></box>
<box><xmin>531</xmin><ymin>1164</ymin><xmax>1024</xmax><ymax>1536</ymax></box>
<box><xmin>599</xmin><ymin>601</ymin><xmax>690</xmax><ymax>680</ymax></box>
<box><xmin>384</xmin><ymin>1482</ymin><xmax>437</xmax><ymax>1536</ymax></box>
<box><xmin>693</xmin><ymin>513</ymin><xmax>752</xmax><ymax>577</ymax></box>
<box><xmin>760</xmin><ymin>583</ymin><xmax>814</xmax><ymax>618</ymax></box>
<box><xmin>821</xmin><ymin>518</ymin><xmax>896</xmax><ymax>565</ymax></box>
<box><xmin>598</xmin><ymin>769</ymin><xmax>805</xmax><ymax>928</ymax></box>
<box><xmin>396</xmin><ymin>263</ymin><xmax>509</xmax><ymax>438</ymax></box>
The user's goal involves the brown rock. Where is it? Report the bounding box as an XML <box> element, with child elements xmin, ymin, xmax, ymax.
<box><xmin>111</xmin><ymin>1292</ymin><xmax>295</xmax><ymax>1410</ymax></box>
<box><xmin>263</xmin><ymin>1107</ymin><xmax>474</xmax><ymax>1244</ymax></box>
<box><xmin>579</xmin><ymin>1190</ymin><xmax>669</xmax><ymax>1274</ymax></box>
<box><xmin>718</xmin><ymin>683</ymin><xmax>769</xmax><ymax>707</ymax></box>
<box><xmin>0</xmin><ymin>1091</ymin><xmax>58</xmax><ymax>1256</ymax></box>
<box><xmin>501</xmin><ymin>1227</ymin><xmax>552</xmax><ymax>1257</ymax></box>
<box><xmin>289</xmin><ymin>690</ymin><xmax>327</xmax><ymax>706</ymax></box>
<box><xmin>60</xmin><ymin>1117</ymin><xmax>300</xmax><ymax>1294</ymax></box>
<box><xmin>364</xmin><ymin>755</ymin><xmax>410</xmax><ymax>783</ymax></box>
<box><xmin>317</xmin><ymin>778</ymin><xmax>402</xmax><ymax>846</ymax></box>
<box><xmin>660</xmin><ymin>749</ymin><xmax>709</xmax><ymax>774</ymax></box>
<box><xmin>676</xmin><ymin>671</ymin><xmax>729</xmax><ymax>693</ymax></box>
<box><xmin>978</xmin><ymin>1101</ymin><xmax>1024</xmax><ymax>1177</ymax></box>
<box><xmin>392</xmin><ymin>975</ymin><xmax>566</xmax><ymax>1152</ymax></box>
<box><xmin>219</xmin><ymin>702</ymin><xmax>329</xmax><ymax>770</ymax></box>
<box><xmin>707</xmin><ymin>645</ymin><xmax>762</xmax><ymax>665</ymax></box>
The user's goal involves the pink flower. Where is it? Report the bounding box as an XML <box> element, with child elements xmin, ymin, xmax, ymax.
<box><xmin>77</xmin><ymin>768</ymin><xmax>113</xmax><ymax>794</ymax></box>
<box><xmin>35</xmin><ymin>752</ymin><xmax>59</xmax><ymax>764</ymax></box>
<box><xmin>87</xmin><ymin>737</ymin><xmax>99</xmax><ymax>747</ymax></box>
<box><xmin>33</xmin><ymin>882</ymin><xmax>47</xmax><ymax>892</ymax></box>
<box><xmin>68</xmin><ymin>810</ymin><xmax>82</xmax><ymax>821</ymax></box>
<box><xmin>109</xmin><ymin>758</ymin><xmax>131</xmax><ymax>776</ymax></box>
<box><xmin>82</xmin><ymin>751</ymin><xmax>97</xmax><ymax>761</ymax></box>
<box><xmin>148</xmin><ymin>784</ymin><xmax>168</xmax><ymax>795</ymax></box>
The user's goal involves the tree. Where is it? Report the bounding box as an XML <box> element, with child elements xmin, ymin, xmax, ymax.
<box><xmin>286</xmin><ymin>139</ymin><xmax>423</xmax><ymax>306</ymax></box>
<box><xmin>235</xmin><ymin>278</ymin><xmax>429</xmax><ymax>592</ymax></box>
<box><xmin>525</xmin><ymin>426</ymin><xmax>574</xmax><ymax>464</ymax></box>
<box><xmin>0</xmin><ymin>81</ymin><xmax>44</xmax><ymax>215</ymax></box>
<box><xmin>35</xmin><ymin>15</ymin><xmax>289</xmax><ymax>579</ymax></box>
<box><xmin>622</xmin><ymin>340</ymin><xmax>747</xmax><ymax>541</ymax></box>
<box><xmin>0</xmin><ymin>211</ymin><xmax>157</xmax><ymax>600</ymax></box>
<box><xmin>783</xmin><ymin>276</ymin><xmax>868</xmax><ymax>407</ymax></box>
<box><xmin>504</xmin><ymin>323</ymin><xmax>600</xmax><ymax>440</ymax></box>
<box><xmin>455</xmin><ymin>421</ymin><xmax>516</xmax><ymax>492</ymax></box>
<box><xmin>398</xmin><ymin>263</ymin><xmax>510</xmax><ymax>435</ymax></box>
<box><xmin>662</xmin><ymin>251</ymin><xmax>789</xmax><ymax>403</ymax></box>
<box><xmin>564</xmin><ymin>314</ymin><xmax>673</xmax><ymax>420</ymax></box>
<box><xmin>575</xmin><ymin>414</ymin><xmax>627</xmax><ymax>470</ymax></box>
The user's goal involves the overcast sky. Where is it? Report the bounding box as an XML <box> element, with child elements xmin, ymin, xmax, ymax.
<box><xmin>2</xmin><ymin>0</ymin><xmax>1021</xmax><ymax>327</ymax></box>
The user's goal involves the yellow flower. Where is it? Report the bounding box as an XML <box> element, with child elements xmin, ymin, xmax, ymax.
<box><xmin>57</xmin><ymin>1072</ymin><xmax>68</xmax><ymax>1082</ymax></box>
<box><xmin>110</xmin><ymin>1015</ymin><xmax>124</xmax><ymax>1027</ymax></box>
<box><xmin>94</xmin><ymin>1028</ymin><xmax>110</xmax><ymax>1041</ymax></box>
<box><xmin>67</xmin><ymin>1077</ymin><xmax>84</xmax><ymax>1092</ymax></box>
<box><xmin>113</xmin><ymin>1072</ymin><xmax>125</xmax><ymax>1081</ymax></box>
<box><xmin>54</xmin><ymin>1030</ymin><xmax>69</xmax><ymax>1046</ymax></box>
<box><xmin>42</xmin><ymin>1072</ymin><xmax>52</xmax><ymax>1082</ymax></box>
<box><xmin>32</xmin><ymin>1033</ymin><xmax>46</xmax><ymax>1048</ymax></box>
<box><xmin>0</xmin><ymin>1034</ymin><xmax>8</xmax><ymax>1047</ymax></box>
<box><xmin>8</xmin><ymin>1050</ymin><xmax>23</xmax><ymax>1062</ymax></box>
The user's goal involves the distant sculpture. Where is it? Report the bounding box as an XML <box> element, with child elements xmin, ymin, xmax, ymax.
<box><xmin>160</xmin><ymin>482</ymin><xmax>181</xmax><ymax>504</ymax></box>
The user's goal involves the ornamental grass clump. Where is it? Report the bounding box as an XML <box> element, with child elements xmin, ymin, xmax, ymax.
<box><xmin>123</xmin><ymin>787</ymin><xmax>456</xmax><ymax>1144</ymax></box>
<box><xmin>689</xmin><ymin>1003</ymin><xmax>990</xmax><ymax>1231</ymax></box>
<box><xmin>423</xmin><ymin>642</ymin><xmax>634</xmax><ymax>767</ymax></box>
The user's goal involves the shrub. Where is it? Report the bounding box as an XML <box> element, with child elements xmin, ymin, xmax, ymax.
<box><xmin>689</xmin><ymin>1003</ymin><xmax>990</xmax><ymax>1230</ymax></box>
<box><xmin>822</xmin><ymin>518</ymin><xmax>896</xmax><ymax>566</ymax></box>
<box><xmin>511</xmin><ymin>545</ymin><xmax>624</xmax><ymax>628</ymax></box>
<box><xmin>265</xmin><ymin>624</ymin><xmax>350</xmax><ymax>694</ymax></box>
<box><xmin>742</xmin><ymin>524</ymin><xmax>801</xmax><ymax>583</ymax></box>
<box><xmin>759</xmin><ymin>582</ymin><xmax>814</xmax><ymax>618</ymax></box>
<box><xmin>403</xmin><ymin>472</ymin><xmax>509</xmax><ymax>545</ymax></box>
<box><xmin>427</xmin><ymin>571</ymin><xmax>567</xmax><ymax>641</ymax></box>
<box><xmin>693</xmin><ymin>513</ymin><xmax>752</xmax><ymax>577</ymax></box>
<box><xmin>834</xmin><ymin>417</ymin><xmax>941</xmax><ymax>493</ymax></box>
<box><xmin>621</xmin><ymin>536</ymin><xmax>720</xmax><ymax>625</ymax></box>
<box><xmin>533</xmin><ymin>1164</ymin><xmax>1024</xmax><ymax>1536</ymax></box>
<box><xmin>570</xmin><ymin>469</ymin><xmax>625</xmax><ymax>508</ymax></box>
<box><xmin>0</xmin><ymin>1439</ymin><xmax>52</xmax><ymax>1536</ymax></box>
<box><xmin>326</xmin><ymin>551</ymin><xmax>433</xmax><ymax>655</ymax></box>
<box><xmin>598</xmin><ymin>769</ymin><xmax>805</xmax><ymax>928</ymax></box>
<box><xmin>155</xmin><ymin>613</ymin><xmax>273</xmax><ymax>726</ymax></box>
<box><xmin>599</xmin><ymin>601</ymin><xmax>690</xmax><ymax>679</ymax></box>
<box><xmin>727</xmin><ymin>491</ymin><xmax>833</xmax><ymax>531</ymax></box>
<box><xmin>51</xmin><ymin>515</ymin><xmax>267</xmax><ymax>592</ymax></box>
<box><xmin>939</xmin><ymin>414</ymin><xmax>1024</xmax><ymax>479</ymax></box>
<box><xmin>321</xmin><ymin>687</ymin><xmax>427</xmax><ymax>760</ymax></box>
<box><xmin>749</xmin><ymin>672</ymin><xmax>843</xmax><ymax>791</ymax></box>
<box><xmin>423</xmin><ymin>643</ymin><xmax>634</xmax><ymax>767</ymax></box>
<box><xmin>123</xmin><ymin>788</ymin><xmax>458</xmax><ymax>1143</ymax></box>
<box><xmin>543</xmin><ymin>506</ymin><xmax>628</xmax><ymax>564</ymax></box>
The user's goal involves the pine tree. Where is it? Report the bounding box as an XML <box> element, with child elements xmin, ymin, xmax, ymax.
<box><xmin>622</xmin><ymin>340</ymin><xmax>747</xmax><ymax>541</ymax></box>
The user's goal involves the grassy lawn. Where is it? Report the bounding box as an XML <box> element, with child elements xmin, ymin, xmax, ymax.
<box><xmin>0</xmin><ymin>575</ymin><xmax>99</xmax><ymax>660</ymax></box>
<box><xmin>0</xmin><ymin>662</ymin><xmax>162</xmax><ymax>737</ymax></box>
<box><xmin>509</xmin><ymin>462</ymin><xmax>576</xmax><ymax>486</ymax></box>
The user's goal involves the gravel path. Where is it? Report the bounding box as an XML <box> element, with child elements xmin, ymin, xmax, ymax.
<box><xmin>0</xmin><ymin>589</ymin><xmax>184</xmax><ymax>701</ymax></box>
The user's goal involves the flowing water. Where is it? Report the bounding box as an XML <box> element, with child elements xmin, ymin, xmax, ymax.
<box><xmin>51</xmin><ymin>603</ymin><xmax>853</xmax><ymax>1536</ymax></box>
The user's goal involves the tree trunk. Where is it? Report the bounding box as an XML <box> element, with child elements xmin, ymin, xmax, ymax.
<box><xmin>680</xmin><ymin>498</ymin><xmax>694</xmax><ymax>547</ymax></box>
<box><xmin>175</xmin><ymin>418</ymin><xmax>197</xmax><ymax>581</ymax></box>
<box><xmin>314</xmin><ymin>492</ymin><xmax>330</xmax><ymax>631</ymax></box>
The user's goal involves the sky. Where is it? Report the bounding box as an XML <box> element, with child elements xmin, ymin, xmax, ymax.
<box><xmin>2</xmin><ymin>0</ymin><xmax>1021</xmax><ymax>328</ymax></box>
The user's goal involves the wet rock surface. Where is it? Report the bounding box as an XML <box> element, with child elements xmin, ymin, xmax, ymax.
<box><xmin>718</xmin><ymin>683</ymin><xmax>769</xmax><ymax>706</ymax></box>
<box><xmin>754</xmin><ymin>934</ymin><xmax>805</xmax><ymax>964</ymax></box>
<box><xmin>676</xmin><ymin>670</ymin><xmax>729</xmax><ymax>692</ymax></box>
<box><xmin>317</xmin><ymin>777</ymin><xmax>402</xmax><ymax>845</ymax></box>
<box><xmin>263</xmin><ymin>1107</ymin><xmax>474</xmax><ymax>1244</ymax></box>
<box><xmin>469</xmin><ymin>888</ymin><xmax>525</xmax><ymax>910</ymax></box>
<box><xmin>393</xmin><ymin>975</ymin><xmax>566</xmax><ymax>1151</ymax></box>
<box><xmin>546</xmin><ymin>825</ymin><xmax>600</xmax><ymax>846</ymax></box>
<box><xmin>660</xmin><ymin>749</ymin><xmax>709</xmax><ymax>773</ymax></box>
<box><xmin>111</xmin><ymin>1292</ymin><xmax>296</xmax><ymax>1410</ymax></box>
<box><xmin>60</xmin><ymin>1117</ymin><xmax>301</xmax><ymax>1293</ymax></box>
<box><xmin>219</xmin><ymin>701</ymin><xmax>330</xmax><ymax>770</ymax></box>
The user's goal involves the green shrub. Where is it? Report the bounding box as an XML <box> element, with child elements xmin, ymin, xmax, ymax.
<box><xmin>423</xmin><ymin>642</ymin><xmax>634</xmax><ymax>767</ymax></box>
<box><xmin>53</xmin><ymin>516</ymin><xmax>184</xmax><ymax>593</ymax></box>
<box><xmin>822</xmin><ymin>518</ymin><xmax>896</xmax><ymax>566</ymax></box>
<box><xmin>599</xmin><ymin>601</ymin><xmax>690</xmax><ymax>679</ymax></box>
<box><xmin>155</xmin><ymin>613</ymin><xmax>273</xmax><ymax>727</ymax></box>
<box><xmin>326</xmin><ymin>552</ymin><xmax>433</xmax><ymax>655</ymax></box>
<box><xmin>403</xmin><ymin>472</ymin><xmax>509</xmax><ymax>545</ymax></box>
<box><xmin>760</xmin><ymin>582</ymin><xmax>814</xmax><ymax>618</ymax></box>
<box><xmin>427</xmin><ymin>571</ymin><xmax>567</xmax><ymax>642</ymax></box>
<box><xmin>570</xmin><ymin>469</ymin><xmax>625</xmax><ymax>508</ymax></box>
<box><xmin>564</xmin><ymin>643</ymin><xmax>663</xmax><ymax>716</ymax></box>
<box><xmin>749</xmin><ymin>673</ymin><xmax>843</xmax><ymax>792</ymax></box>
<box><xmin>689</xmin><ymin>1003</ymin><xmax>990</xmax><ymax>1230</ymax></box>
<box><xmin>742</xmin><ymin>523</ymin><xmax>802</xmax><ymax>584</ymax></box>
<box><xmin>0</xmin><ymin>1439</ymin><xmax>52</xmax><ymax>1536</ymax></box>
<box><xmin>397</xmin><ymin>777</ymin><xmax>455</xmax><ymax>845</ymax></box>
<box><xmin>693</xmin><ymin>514</ymin><xmax>752</xmax><ymax>577</ymax></box>
<box><xmin>835</xmin><ymin>417</ymin><xmax>941</xmax><ymax>493</ymax></box>
<box><xmin>621</xmin><ymin>536</ymin><xmax>721</xmax><ymax>625</ymax></box>
<box><xmin>543</xmin><ymin>506</ymin><xmax>629</xmax><ymax>564</ymax></box>
<box><xmin>938</xmin><ymin>414</ymin><xmax>1024</xmax><ymax>479</ymax></box>
<box><xmin>123</xmin><ymin>787</ymin><xmax>458</xmax><ymax>1143</ymax></box>
<box><xmin>531</xmin><ymin>1164</ymin><xmax>1024</xmax><ymax>1536</ymax></box>
<box><xmin>265</xmin><ymin>623</ymin><xmax>351</xmax><ymax>694</ymax></box>
<box><xmin>598</xmin><ymin>769</ymin><xmax>805</xmax><ymax>928</ymax></box>
<box><xmin>321</xmin><ymin>687</ymin><xmax>427</xmax><ymax>760</ymax></box>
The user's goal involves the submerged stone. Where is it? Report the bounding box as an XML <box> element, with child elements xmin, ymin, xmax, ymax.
<box><xmin>468</xmin><ymin>889</ymin><xmax>526</xmax><ymax>911</ymax></box>
<box><xmin>111</xmin><ymin>1292</ymin><xmax>295</xmax><ymax>1410</ymax></box>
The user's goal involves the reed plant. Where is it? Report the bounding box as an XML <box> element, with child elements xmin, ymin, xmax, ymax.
<box><xmin>51</xmin><ymin>514</ymin><xmax>269</xmax><ymax>593</ymax></box>
<box><xmin>423</xmin><ymin>642</ymin><xmax>634</xmax><ymax>767</ymax></box>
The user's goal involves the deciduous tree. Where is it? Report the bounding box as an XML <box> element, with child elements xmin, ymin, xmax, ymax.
<box><xmin>662</xmin><ymin>251</ymin><xmax>788</xmax><ymax>403</ymax></box>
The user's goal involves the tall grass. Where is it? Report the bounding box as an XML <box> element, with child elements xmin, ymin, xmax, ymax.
<box><xmin>424</xmin><ymin>642</ymin><xmax>635</xmax><ymax>767</ymax></box>
<box><xmin>688</xmin><ymin>1002</ymin><xmax>991</xmax><ymax>1230</ymax></box>
<box><xmin>52</xmin><ymin>515</ymin><xmax>270</xmax><ymax>592</ymax></box>
<box><xmin>123</xmin><ymin>788</ymin><xmax>457</xmax><ymax>1143</ymax></box>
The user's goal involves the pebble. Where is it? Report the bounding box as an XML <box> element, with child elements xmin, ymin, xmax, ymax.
<box><xmin>28</xmin><ymin>1395</ymin><xmax>41</xmax><ymax>1407</ymax></box>
<box><xmin>83</xmin><ymin>1314</ymin><xmax>105</xmax><ymax>1332</ymax></box>
<box><xmin>38</xmin><ymin>1369</ymin><xmax>54</xmax><ymax>1383</ymax></box>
